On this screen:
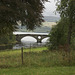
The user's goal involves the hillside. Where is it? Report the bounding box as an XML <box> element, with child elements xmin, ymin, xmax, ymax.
<box><xmin>17</xmin><ymin>16</ymin><xmax>60</xmax><ymax>33</ymax></box>
<box><xmin>43</xmin><ymin>16</ymin><xmax>60</xmax><ymax>22</ymax></box>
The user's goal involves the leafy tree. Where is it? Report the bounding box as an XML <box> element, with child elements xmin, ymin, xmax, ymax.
<box><xmin>0</xmin><ymin>33</ymin><xmax>16</xmax><ymax>45</ymax></box>
<box><xmin>47</xmin><ymin>18</ymin><xmax>69</xmax><ymax>50</ymax></box>
<box><xmin>0</xmin><ymin>0</ymin><xmax>48</xmax><ymax>35</ymax></box>
<box><xmin>56</xmin><ymin>0</ymin><xmax>75</xmax><ymax>51</ymax></box>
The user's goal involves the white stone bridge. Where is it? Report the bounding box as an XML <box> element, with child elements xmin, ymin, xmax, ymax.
<box><xmin>13</xmin><ymin>32</ymin><xmax>49</xmax><ymax>43</ymax></box>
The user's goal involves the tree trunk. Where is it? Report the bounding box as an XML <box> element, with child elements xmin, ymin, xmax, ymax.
<box><xmin>67</xmin><ymin>0</ymin><xmax>73</xmax><ymax>64</ymax></box>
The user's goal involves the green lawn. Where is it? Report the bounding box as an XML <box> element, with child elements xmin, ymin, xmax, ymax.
<box><xmin>0</xmin><ymin>66</ymin><xmax>75</xmax><ymax>75</ymax></box>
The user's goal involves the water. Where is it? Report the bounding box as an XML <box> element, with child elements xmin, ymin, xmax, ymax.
<box><xmin>13</xmin><ymin>32</ymin><xmax>49</xmax><ymax>49</ymax></box>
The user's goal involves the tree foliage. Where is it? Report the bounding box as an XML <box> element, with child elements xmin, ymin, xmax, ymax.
<box><xmin>48</xmin><ymin>18</ymin><xmax>68</xmax><ymax>50</ymax></box>
<box><xmin>0</xmin><ymin>33</ymin><xmax>16</xmax><ymax>45</ymax></box>
<box><xmin>48</xmin><ymin>0</ymin><xmax>75</xmax><ymax>50</ymax></box>
<box><xmin>55</xmin><ymin>0</ymin><xmax>75</xmax><ymax>52</ymax></box>
<box><xmin>0</xmin><ymin>0</ymin><xmax>48</xmax><ymax>35</ymax></box>
<box><xmin>48</xmin><ymin>17</ymin><xmax>75</xmax><ymax>50</ymax></box>
<box><xmin>56</xmin><ymin>0</ymin><xmax>75</xmax><ymax>45</ymax></box>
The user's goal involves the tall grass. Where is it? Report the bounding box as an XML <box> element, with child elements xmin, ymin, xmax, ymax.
<box><xmin>0</xmin><ymin>47</ymin><xmax>75</xmax><ymax>68</ymax></box>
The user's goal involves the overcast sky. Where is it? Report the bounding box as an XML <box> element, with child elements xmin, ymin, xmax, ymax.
<box><xmin>43</xmin><ymin>0</ymin><xmax>60</xmax><ymax>17</ymax></box>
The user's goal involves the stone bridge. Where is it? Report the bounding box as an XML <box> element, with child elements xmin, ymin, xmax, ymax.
<box><xmin>13</xmin><ymin>32</ymin><xmax>49</xmax><ymax>44</ymax></box>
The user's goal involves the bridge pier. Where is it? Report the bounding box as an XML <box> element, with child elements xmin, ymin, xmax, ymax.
<box><xmin>36</xmin><ymin>36</ymin><xmax>42</xmax><ymax>43</ymax></box>
<box><xmin>15</xmin><ymin>35</ymin><xmax>22</xmax><ymax>44</ymax></box>
<box><xmin>37</xmin><ymin>39</ymin><xmax>42</xmax><ymax>43</ymax></box>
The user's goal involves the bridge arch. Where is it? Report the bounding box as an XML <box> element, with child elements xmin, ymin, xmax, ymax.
<box><xmin>15</xmin><ymin>33</ymin><xmax>49</xmax><ymax>44</ymax></box>
<box><xmin>21</xmin><ymin>36</ymin><xmax>37</xmax><ymax>43</ymax></box>
<box><xmin>42</xmin><ymin>37</ymin><xmax>49</xmax><ymax>43</ymax></box>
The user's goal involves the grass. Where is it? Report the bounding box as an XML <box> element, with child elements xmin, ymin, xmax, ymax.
<box><xmin>0</xmin><ymin>47</ymin><xmax>75</xmax><ymax>75</ymax></box>
<box><xmin>0</xmin><ymin>47</ymin><xmax>47</xmax><ymax>58</ymax></box>
<box><xmin>0</xmin><ymin>66</ymin><xmax>75</xmax><ymax>75</ymax></box>
<box><xmin>0</xmin><ymin>47</ymin><xmax>47</xmax><ymax>67</ymax></box>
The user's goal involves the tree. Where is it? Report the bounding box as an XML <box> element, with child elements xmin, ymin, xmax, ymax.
<box><xmin>56</xmin><ymin>0</ymin><xmax>75</xmax><ymax>52</ymax></box>
<box><xmin>0</xmin><ymin>0</ymin><xmax>48</xmax><ymax>35</ymax></box>
<box><xmin>47</xmin><ymin>18</ymin><xmax>69</xmax><ymax>50</ymax></box>
<box><xmin>0</xmin><ymin>33</ymin><xmax>16</xmax><ymax>45</ymax></box>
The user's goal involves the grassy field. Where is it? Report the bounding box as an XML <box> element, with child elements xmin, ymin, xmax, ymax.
<box><xmin>0</xmin><ymin>47</ymin><xmax>47</xmax><ymax>67</ymax></box>
<box><xmin>0</xmin><ymin>66</ymin><xmax>75</xmax><ymax>75</ymax></box>
<box><xmin>0</xmin><ymin>47</ymin><xmax>75</xmax><ymax>75</ymax></box>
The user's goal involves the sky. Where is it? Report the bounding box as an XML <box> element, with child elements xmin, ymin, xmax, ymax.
<box><xmin>43</xmin><ymin>0</ymin><xmax>60</xmax><ymax>17</ymax></box>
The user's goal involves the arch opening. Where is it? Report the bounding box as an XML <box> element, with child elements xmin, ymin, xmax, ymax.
<box><xmin>38</xmin><ymin>36</ymin><xmax>41</xmax><ymax>39</ymax></box>
<box><xmin>42</xmin><ymin>37</ymin><xmax>49</xmax><ymax>43</ymax></box>
<box><xmin>21</xmin><ymin>36</ymin><xmax>37</xmax><ymax>44</ymax></box>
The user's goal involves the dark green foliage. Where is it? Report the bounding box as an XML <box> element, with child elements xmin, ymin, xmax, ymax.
<box><xmin>48</xmin><ymin>19</ymin><xmax>67</xmax><ymax>50</ymax></box>
<box><xmin>47</xmin><ymin>17</ymin><xmax>75</xmax><ymax>50</ymax></box>
<box><xmin>47</xmin><ymin>0</ymin><xmax>75</xmax><ymax>50</ymax></box>
<box><xmin>56</xmin><ymin>0</ymin><xmax>75</xmax><ymax>21</ymax></box>
<box><xmin>48</xmin><ymin>0</ymin><xmax>75</xmax><ymax>50</ymax></box>
<box><xmin>0</xmin><ymin>33</ymin><xmax>16</xmax><ymax>45</ymax></box>
<box><xmin>56</xmin><ymin>0</ymin><xmax>75</xmax><ymax>50</ymax></box>
<box><xmin>0</xmin><ymin>0</ymin><xmax>48</xmax><ymax>35</ymax></box>
<box><xmin>71</xmin><ymin>31</ymin><xmax>75</xmax><ymax>50</ymax></box>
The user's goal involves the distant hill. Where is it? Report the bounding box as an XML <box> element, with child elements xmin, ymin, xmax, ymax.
<box><xmin>17</xmin><ymin>16</ymin><xmax>60</xmax><ymax>33</ymax></box>
<box><xmin>43</xmin><ymin>16</ymin><xmax>60</xmax><ymax>22</ymax></box>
